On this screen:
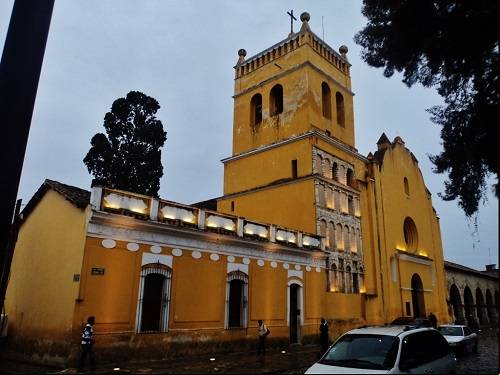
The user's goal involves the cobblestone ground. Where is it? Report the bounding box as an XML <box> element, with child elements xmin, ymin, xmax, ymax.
<box><xmin>454</xmin><ymin>327</ymin><xmax>499</xmax><ymax>375</ymax></box>
<box><xmin>0</xmin><ymin>329</ymin><xmax>498</xmax><ymax>374</ymax></box>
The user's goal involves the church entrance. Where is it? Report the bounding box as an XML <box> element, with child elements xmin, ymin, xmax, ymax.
<box><xmin>138</xmin><ymin>263</ymin><xmax>171</xmax><ymax>332</ymax></box>
<box><xmin>411</xmin><ymin>273</ymin><xmax>426</xmax><ymax>318</ymax></box>
<box><xmin>289</xmin><ymin>283</ymin><xmax>300</xmax><ymax>343</ymax></box>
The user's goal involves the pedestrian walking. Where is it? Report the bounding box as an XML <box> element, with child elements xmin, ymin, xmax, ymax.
<box><xmin>428</xmin><ymin>312</ymin><xmax>437</xmax><ymax>328</ymax></box>
<box><xmin>257</xmin><ymin>319</ymin><xmax>269</xmax><ymax>354</ymax></box>
<box><xmin>78</xmin><ymin>316</ymin><xmax>96</xmax><ymax>372</ymax></box>
<box><xmin>319</xmin><ymin>318</ymin><xmax>329</xmax><ymax>355</ymax></box>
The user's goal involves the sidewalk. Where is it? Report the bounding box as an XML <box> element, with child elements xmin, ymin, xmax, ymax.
<box><xmin>2</xmin><ymin>345</ymin><xmax>321</xmax><ymax>374</ymax></box>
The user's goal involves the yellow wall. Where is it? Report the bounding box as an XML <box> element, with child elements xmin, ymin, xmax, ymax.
<box><xmin>5</xmin><ymin>189</ymin><xmax>89</xmax><ymax>347</ymax></box>
<box><xmin>371</xmin><ymin>142</ymin><xmax>449</xmax><ymax>322</ymax></box>
<box><xmin>223</xmin><ymin>138</ymin><xmax>312</xmax><ymax>195</ymax></box>
<box><xmin>218</xmin><ymin>179</ymin><xmax>316</xmax><ymax>234</ymax></box>
<box><xmin>78</xmin><ymin>237</ymin><xmax>330</xmax><ymax>341</ymax></box>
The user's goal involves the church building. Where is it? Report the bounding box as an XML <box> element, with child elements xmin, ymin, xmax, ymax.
<box><xmin>5</xmin><ymin>12</ymin><xmax>449</xmax><ymax>363</ymax></box>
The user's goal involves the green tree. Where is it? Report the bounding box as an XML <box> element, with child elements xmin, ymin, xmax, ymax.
<box><xmin>84</xmin><ymin>91</ymin><xmax>167</xmax><ymax>196</ymax></box>
<box><xmin>354</xmin><ymin>0</ymin><xmax>498</xmax><ymax>216</ymax></box>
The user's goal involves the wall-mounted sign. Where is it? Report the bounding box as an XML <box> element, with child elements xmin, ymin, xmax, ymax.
<box><xmin>91</xmin><ymin>267</ymin><xmax>105</xmax><ymax>276</ymax></box>
<box><xmin>73</xmin><ymin>274</ymin><xmax>80</xmax><ymax>282</ymax></box>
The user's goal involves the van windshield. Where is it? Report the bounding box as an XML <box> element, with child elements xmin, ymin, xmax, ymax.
<box><xmin>319</xmin><ymin>334</ymin><xmax>400</xmax><ymax>370</ymax></box>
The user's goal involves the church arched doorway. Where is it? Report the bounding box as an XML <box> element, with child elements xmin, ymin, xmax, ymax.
<box><xmin>450</xmin><ymin>284</ymin><xmax>464</xmax><ymax>324</ymax></box>
<box><xmin>411</xmin><ymin>274</ymin><xmax>426</xmax><ymax>318</ymax></box>
<box><xmin>226</xmin><ymin>271</ymin><xmax>248</xmax><ymax>329</ymax></box>
<box><xmin>137</xmin><ymin>263</ymin><xmax>172</xmax><ymax>332</ymax></box>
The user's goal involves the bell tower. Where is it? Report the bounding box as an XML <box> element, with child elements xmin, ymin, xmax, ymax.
<box><xmin>231</xmin><ymin>12</ymin><xmax>355</xmax><ymax>156</ymax></box>
<box><xmin>218</xmin><ymin>12</ymin><xmax>361</xmax><ymax>238</ymax></box>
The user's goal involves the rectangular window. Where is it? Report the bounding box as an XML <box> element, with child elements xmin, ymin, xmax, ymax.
<box><xmin>292</xmin><ymin>159</ymin><xmax>298</xmax><ymax>179</ymax></box>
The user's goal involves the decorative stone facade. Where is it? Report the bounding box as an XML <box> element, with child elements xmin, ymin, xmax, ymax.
<box><xmin>313</xmin><ymin>147</ymin><xmax>364</xmax><ymax>294</ymax></box>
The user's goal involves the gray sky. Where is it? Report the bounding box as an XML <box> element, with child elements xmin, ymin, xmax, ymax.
<box><xmin>1</xmin><ymin>1</ymin><xmax>497</xmax><ymax>270</ymax></box>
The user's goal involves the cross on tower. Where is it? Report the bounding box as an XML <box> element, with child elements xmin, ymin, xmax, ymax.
<box><xmin>286</xmin><ymin>10</ymin><xmax>297</xmax><ymax>34</ymax></box>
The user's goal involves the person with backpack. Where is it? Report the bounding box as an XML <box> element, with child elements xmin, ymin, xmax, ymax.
<box><xmin>257</xmin><ymin>319</ymin><xmax>270</xmax><ymax>355</ymax></box>
<box><xmin>78</xmin><ymin>316</ymin><xmax>96</xmax><ymax>372</ymax></box>
<box><xmin>319</xmin><ymin>318</ymin><xmax>329</xmax><ymax>354</ymax></box>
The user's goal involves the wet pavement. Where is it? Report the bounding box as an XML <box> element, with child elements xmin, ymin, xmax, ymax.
<box><xmin>454</xmin><ymin>327</ymin><xmax>499</xmax><ymax>375</ymax></box>
<box><xmin>0</xmin><ymin>329</ymin><xmax>498</xmax><ymax>374</ymax></box>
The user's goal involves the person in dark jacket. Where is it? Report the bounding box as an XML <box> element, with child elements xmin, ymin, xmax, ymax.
<box><xmin>428</xmin><ymin>312</ymin><xmax>438</xmax><ymax>329</ymax></box>
<box><xmin>319</xmin><ymin>318</ymin><xmax>329</xmax><ymax>354</ymax></box>
<box><xmin>78</xmin><ymin>316</ymin><xmax>96</xmax><ymax>372</ymax></box>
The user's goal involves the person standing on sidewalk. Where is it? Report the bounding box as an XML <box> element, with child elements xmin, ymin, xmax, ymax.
<box><xmin>78</xmin><ymin>316</ymin><xmax>96</xmax><ymax>372</ymax></box>
<box><xmin>257</xmin><ymin>320</ymin><xmax>269</xmax><ymax>354</ymax></box>
<box><xmin>428</xmin><ymin>312</ymin><xmax>438</xmax><ymax>329</ymax></box>
<box><xmin>319</xmin><ymin>318</ymin><xmax>329</xmax><ymax>355</ymax></box>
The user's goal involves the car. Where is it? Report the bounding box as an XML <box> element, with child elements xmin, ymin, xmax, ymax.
<box><xmin>305</xmin><ymin>326</ymin><xmax>456</xmax><ymax>374</ymax></box>
<box><xmin>390</xmin><ymin>316</ymin><xmax>433</xmax><ymax>328</ymax></box>
<box><xmin>438</xmin><ymin>324</ymin><xmax>478</xmax><ymax>354</ymax></box>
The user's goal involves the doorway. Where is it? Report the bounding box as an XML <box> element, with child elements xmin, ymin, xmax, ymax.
<box><xmin>411</xmin><ymin>273</ymin><xmax>426</xmax><ymax>317</ymax></box>
<box><xmin>289</xmin><ymin>283</ymin><xmax>300</xmax><ymax>343</ymax></box>
<box><xmin>138</xmin><ymin>263</ymin><xmax>171</xmax><ymax>333</ymax></box>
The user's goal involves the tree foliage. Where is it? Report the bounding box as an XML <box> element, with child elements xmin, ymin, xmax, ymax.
<box><xmin>354</xmin><ymin>0</ymin><xmax>498</xmax><ymax>216</ymax></box>
<box><xmin>84</xmin><ymin>91</ymin><xmax>167</xmax><ymax>196</ymax></box>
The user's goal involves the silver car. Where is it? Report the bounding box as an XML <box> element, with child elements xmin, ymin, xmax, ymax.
<box><xmin>438</xmin><ymin>324</ymin><xmax>478</xmax><ymax>354</ymax></box>
<box><xmin>305</xmin><ymin>326</ymin><xmax>456</xmax><ymax>374</ymax></box>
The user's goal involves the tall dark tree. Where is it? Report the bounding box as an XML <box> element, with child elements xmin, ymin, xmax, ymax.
<box><xmin>84</xmin><ymin>91</ymin><xmax>167</xmax><ymax>196</ymax></box>
<box><xmin>355</xmin><ymin>0</ymin><xmax>498</xmax><ymax>216</ymax></box>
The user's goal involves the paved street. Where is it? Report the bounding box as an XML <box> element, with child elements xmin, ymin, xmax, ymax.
<box><xmin>1</xmin><ymin>329</ymin><xmax>498</xmax><ymax>374</ymax></box>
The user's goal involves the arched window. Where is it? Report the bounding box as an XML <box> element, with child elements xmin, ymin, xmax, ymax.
<box><xmin>323</xmin><ymin>158</ymin><xmax>332</xmax><ymax>179</ymax></box>
<box><xmin>345</xmin><ymin>266</ymin><xmax>352</xmax><ymax>293</ymax></box>
<box><xmin>226</xmin><ymin>270</ymin><xmax>248</xmax><ymax>328</ymax></box>
<box><xmin>326</xmin><ymin>188</ymin><xmax>334</xmax><ymax>209</ymax></box>
<box><xmin>328</xmin><ymin>222</ymin><xmax>335</xmax><ymax>249</ymax></box>
<box><xmin>338</xmin><ymin>259</ymin><xmax>345</xmax><ymax>293</ymax></box>
<box><xmin>404</xmin><ymin>177</ymin><xmax>410</xmax><ymax>196</ymax></box>
<box><xmin>336</xmin><ymin>223</ymin><xmax>343</xmax><ymax>250</ymax></box>
<box><xmin>318</xmin><ymin>184</ymin><xmax>326</xmax><ymax>206</ymax></box>
<box><xmin>319</xmin><ymin>220</ymin><xmax>327</xmax><ymax>246</ymax></box>
<box><xmin>348</xmin><ymin>196</ymin><xmax>354</xmax><ymax>215</ymax></box>
<box><xmin>336</xmin><ymin>92</ymin><xmax>345</xmax><ymax>127</ymax></box>
<box><xmin>314</xmin><ymin>154</ymin><xmax>323</xmax><ymax>174</ymax></box>
<box><xmin>346</xmin><ymin>168</ymin><xmax>354</xmax><ymax>188</ymax></box>
<box><xmin>270</xmin><ymin>84</ymin><xmax>284</xmax><ymax>116</ymax></box>
<box><xmin>403</xmin><ymin>217</ymin><xmax>418</xmax><ymax>252</ymax></box>
<box><xmin>250</xmin><ymin>93</ymin><xmax>262</xmax><ymax>126</ymax></box>
<box><xmin>321</xmin><ymin>82</ymin><xmax>331</xmax><ymax>119</ymax></box>
<box><xmin>343</xmin><ymin>225</ymin><xmax>350</xmax><ymax>251</ymax></box>
<box><xmin>350</xmin><ymin>227</ymin><xmax>357</xmax><ymax>252</ymax></box>
<box><xmin>332</xmin><ymin>162</ymin><xmax>338</xmax><ymax>181</ymax></box>
<box><xmin>352</xmin><ymin>270</ymin><xmax>359</xmax><ymax>293</ymax></box>
<box><xmin>330</xmin><ymin>263</ymin><xmax>338</xmax><ymax>292</ymax></box>
<box><xmin>137</xmin><ymin>263</ymin><xmax>172</xmax><ymax>333</ymax></box>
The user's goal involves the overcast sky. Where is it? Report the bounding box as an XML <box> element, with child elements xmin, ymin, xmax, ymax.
<box><xmin>1</xmin><ymin>1</ymin><xmax>497</xmax><ymax>270</ymax></box>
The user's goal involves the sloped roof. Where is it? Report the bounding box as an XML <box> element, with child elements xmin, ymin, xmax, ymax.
<box><xmin>376</xmin><ymin>133</ymin><xmax>391</xmax><ymax>145</ymax></box>
<box><xmin>444</xmin><ymin>260</ymin><xmax>498</xmax><ymax>280</ymax></box>
<box><xmin>21</xmin><ymin>179</ymin><xmax>90</xmax><ymax>221</ymax></box>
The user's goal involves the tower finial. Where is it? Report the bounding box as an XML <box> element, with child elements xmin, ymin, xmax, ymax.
<box><xmin>299</xmin><ymin>12</ymin><xmax>311</xmax><ymax>32</ymax></box>
<box><xmin>237</xmin><ymin>49</ymin><xmax>247</xmax><ymax>65</ymax></box>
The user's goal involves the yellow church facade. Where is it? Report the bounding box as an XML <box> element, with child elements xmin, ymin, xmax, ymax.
<box><xmin>5</xmin><ymin>12</ymin><xmax>449</xmax><ymax>362</ymax></box>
